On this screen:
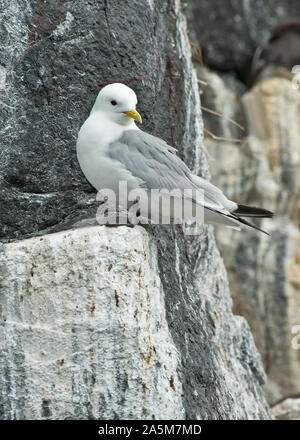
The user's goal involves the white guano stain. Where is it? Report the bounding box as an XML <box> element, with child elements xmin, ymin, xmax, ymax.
<box><xmin>0</xmin><ymin>66</ymin><xmax>7</xmax><ymax>91</ymax></box>
<box><xmin>52</xmin><ymin>11</ymin><xmax>74</xmax><ymax>37</ymax></box>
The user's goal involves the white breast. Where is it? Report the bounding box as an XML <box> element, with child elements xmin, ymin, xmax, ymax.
<box><xmin>76</xmin><ymin>112</ymin><xmax>139</xmax><ymax>194</ymax></box>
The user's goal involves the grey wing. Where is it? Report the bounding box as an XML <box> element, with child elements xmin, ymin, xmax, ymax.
<box><xmin>108</xmin><ymin>129</ymin><xmax>197</xmax><ymax>193</ymax></box>
<box><xmin>108</xmin><ymin>129</ymin><xmax>234</xmax><ymax>216</ymax></box>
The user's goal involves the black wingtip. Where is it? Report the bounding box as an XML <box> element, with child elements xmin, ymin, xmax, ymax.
<box><xmin>234</xmin><ymin>204</ymin><xmax>274</xmax><ymax>218</ymax></box>
<box><xmin>236</xmin><ymin>216</ymin><xmax>271</xmax><ymax>236</ymax></box>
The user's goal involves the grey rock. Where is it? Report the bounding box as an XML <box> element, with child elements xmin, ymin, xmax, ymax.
<box><xmin>0</xmin><ymin>224</ymin><xmax>272</xmax><ymax>420</ymax></box>
<box><xmin>0</xmin><ymin>0</ymin><xmax>201</xmax><ymax>241</ymax></box>
<box><xmin>0</xmin><ymin>226</ymin><xmax>185</xmax><ymax>420</ymax></box>
<box><xmin>0</xmin><ymin>0</ymin><xmax>272</xmax><ymax>420</ymax></box>
<box><xmin>273</xmin><ymin>398</ymin><xmax>300</xmax><ymax>420</ymax></box>
<box><xmin>184</xmin><ymin>0</ymin><xmax>300</xmax><ymax>76</ymax></box>
<box><xmin>199</xmin><ymin>66</ymin><xmax>300</xmax><ymax>407</ymax></box>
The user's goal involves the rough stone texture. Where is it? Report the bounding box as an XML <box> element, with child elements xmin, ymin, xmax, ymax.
<box><xmin>0</xmin><ymin>225</ymin><xmax>272</xmax><ymax>420</ymax></box>
<box><xmin>0</xmin><ymin>226</ymin><xmax>185</xmax><ymax>420</ymax></box>
<box><xmin>185</xmin><ymin>0</ymin><xmax>300</xmax><ymax>77</ymax></box>
<box><xmin>0</xmin><ymin>0</ymin><xmax>203</xmax><ymax>242</ymax></box>
<box><xmin>197</xmin><ymin>64</ymin><xmax>300</xmax><ymax>407</ymax></box>
<box><xmin>273</xmin><ymin>398</ymin><xmax>300</xmax><ymax>420</ymax></box>
<box><xmin>0</xmin><ymin>0</ymin><xmax>273</xmax><ymax>420</ymax></box>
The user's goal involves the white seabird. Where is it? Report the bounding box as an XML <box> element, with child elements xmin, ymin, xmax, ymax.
<box><xmin>76</xmin><ymin>83</ymin><xmax>273</xmax><ymax>233</ymax></box>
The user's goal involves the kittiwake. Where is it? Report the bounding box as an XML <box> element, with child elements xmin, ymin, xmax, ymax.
<box><xmin>76</xmin><ymin>83</ymin><xmax>273</xmax><ymax>233</ymax></box>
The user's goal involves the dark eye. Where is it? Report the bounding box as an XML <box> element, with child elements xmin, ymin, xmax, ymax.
<box><xmin>110</xmin><ymin>100</ymin><xmax>117</xmax><ymax>106</ymax></box>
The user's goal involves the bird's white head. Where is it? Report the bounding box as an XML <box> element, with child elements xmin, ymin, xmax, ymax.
<box><xmin>90</xmin><ymin>83</ymin><xmax>142</xmax><ymax>125</ymax></box>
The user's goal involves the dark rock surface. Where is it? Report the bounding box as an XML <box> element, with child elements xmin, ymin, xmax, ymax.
<box><xmin>0</xmin><ymin>0</ymin><xmax>197</xmax><ymax>241</ymax></box>
<box><xmin>185</xmin><ymin>0</ymin><xmax>300</xmax><ymax>78</ymax></box>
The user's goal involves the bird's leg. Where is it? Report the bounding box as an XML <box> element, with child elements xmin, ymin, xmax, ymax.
<box><xmin>97</xmin><ymin>201</ymin><xmax>135</xmax><ymax>228</ymax></box>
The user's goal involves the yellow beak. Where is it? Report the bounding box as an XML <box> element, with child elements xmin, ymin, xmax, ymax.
<box><xmin>123</xmin><ymin>109</ymin><xmax>142</xmax><ymax>123</ymax></box>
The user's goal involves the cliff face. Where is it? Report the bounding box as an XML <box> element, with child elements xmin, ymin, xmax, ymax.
<box><xmin>197</xmin><ymin>70</ymin><xmax>300</xmax><ymax>407</ymax></box>
<box><xmin>184</xmin><ymin>0</ymin><xmax>300</xmax><ymax>77</ymax></box>
<box><xmin>186</xmin><ymin>0</ymin><xmax>300</xmax><ymax>418</ymax></box>
<box><xmin>0</xmin><ymin>0</ymin><xmax>272</xmax><ymax>419</ymax></box>
<box><xmin>0</xmin><ymin>223</ymin><xmax>272</xmax><ymax>420</ymax></box>
<box><xmin>0</xmin><ymin>226</ymin><xmax>185</xmax><ymax>420</ymax></box>
<box><xmin>1</xmin><ymin>0</ymin><xmax>206</xmax><ymax>241</ymax></box>
<box><xmin>187</xmin><ymin>1</ymin><xmax>300</xmax><ymax>418</ymax></box>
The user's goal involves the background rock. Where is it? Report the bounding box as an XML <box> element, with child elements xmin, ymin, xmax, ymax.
<box><xmin>185</xmin><ymin>0</ymin><xmax>300</xmax><ymax>79</ymax></box>
<box><xmin>185</xmin><ymin>0</ymin><xmax>300</xmax><ymax>417</ymax></box>
<box><xmin>272</xmin><ymin>397</ymin><xmax>300</xmax><ymax>420</ymax></box>
<box><xmin>0</xmin><ymin>0</ymin><xmax>272</xmax><ymax>420</ymax></box>
<box><xmin>196</xmin><ymin>66</ymin><xmax>300</xmax><ymax>407</ymax></box>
